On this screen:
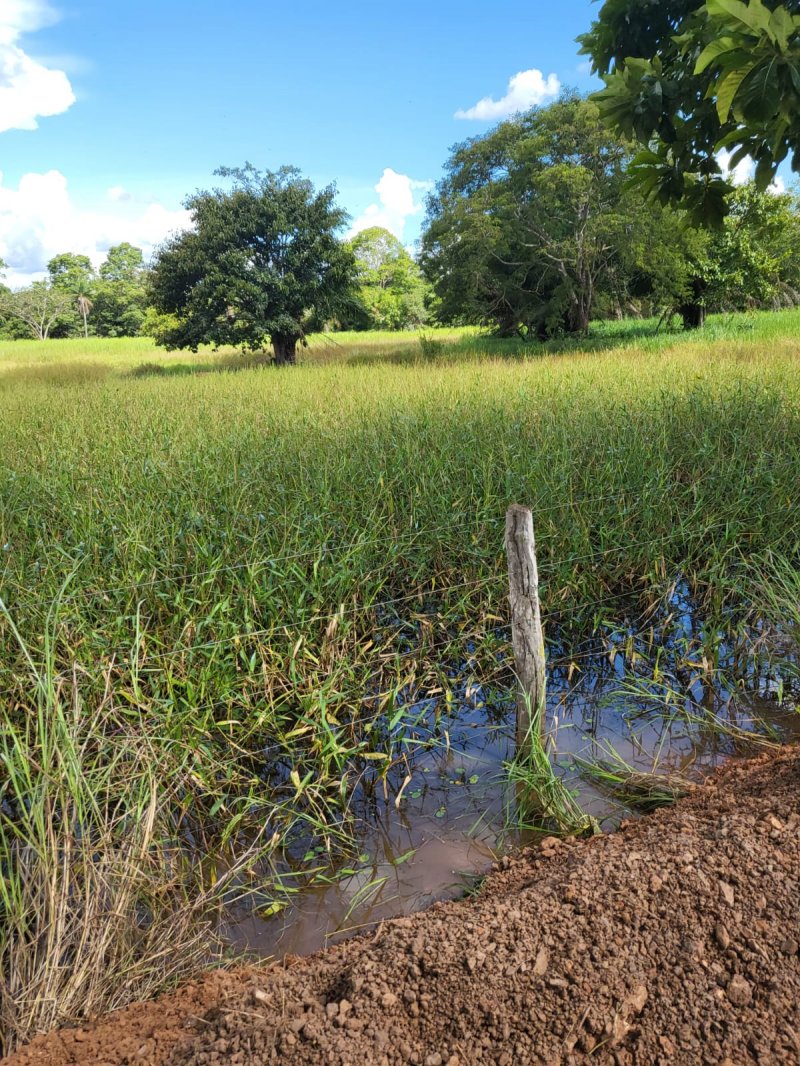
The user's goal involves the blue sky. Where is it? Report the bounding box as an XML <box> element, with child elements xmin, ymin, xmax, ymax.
<box><xmin>0</xmin><ymin>0</ymin><xmax>602</xmax><ymax>284</ymax></box>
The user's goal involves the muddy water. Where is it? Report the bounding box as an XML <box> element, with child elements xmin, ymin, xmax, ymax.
<box><xmin>222</xmin><ymin>648</ymin><xmax>798</xmax><ymax>961</ymax></box>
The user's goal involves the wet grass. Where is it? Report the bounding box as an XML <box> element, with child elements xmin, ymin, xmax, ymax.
<box><xmin>1</xmin><ymin>308</ymin><xmax>800</xmax><ymax>1047</ymax></box>
<box><xmin>573</xmin><ymin>745</ymin><xmax>693</xmax><ymax>812</ymax></box>
<box><xmin>506</xmin><ymin>694</ymin><xmax>596</xmax><ymax>835</ymax></box>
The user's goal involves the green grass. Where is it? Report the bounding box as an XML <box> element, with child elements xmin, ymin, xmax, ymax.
<box><xmin>0</xmin><ymin>305</ymin><xmax>794</xmax><ymax>379</ymax></box>
<box><xmin>1</xmin><ymin>308</ymin><xmax>800</xmax><ymax>1047</ymax></box>
<box><xmin>573</xmin><ymin>745</ymin><xmax>694</xmax><ymax>812</ymax></box>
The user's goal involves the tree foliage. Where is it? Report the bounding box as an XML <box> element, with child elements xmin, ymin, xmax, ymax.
<box><xmin>0</xmin><ymin>281</ymin><xmax>74</xmax><ymax>340</ymax></box>
<box><xmin>48</xmin><ymin>253</ymin><xmax>95</xmax><ymax>296</ymax></box>
<box><xmin>420</xmin><ymin>95</ymin><xmax>800</xmax><ymax>334</ymax></box>
<box><xmin>700</xmin><ymin>183</ymin><xmax>800</xmax><ymax>307</ymax></box>
<box><xmin>92</xmin><ymin>243</ymin><xmax>149</xmax><ymax>337</ymax></box>
<box><xmin>149</xmin><ymin>164</ymin><xmax>357</xmax><ymax>363</ymax></box>
<box><xmin>343</xmin><ymin>227</ymin><xmax>429</xmax><ymax>330</ymax></box>
<box><xmin>579</xmin><ymin>0</ymin><xmax>800</xmax><ymax>223</ymax></box>
<box><xmin>421</xmin><ymin>95</ymin><xmax>678</xmax><ymax>336</ymax></box>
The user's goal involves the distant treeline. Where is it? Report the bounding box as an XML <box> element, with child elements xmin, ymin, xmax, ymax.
<box><xmin>3</xmin><ymin>95</ymin><xmax>800</xmax><ymax>346</ymax></box>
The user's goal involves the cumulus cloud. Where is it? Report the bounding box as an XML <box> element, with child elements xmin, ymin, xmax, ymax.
<box><xmin>0</xmin><ymin>170</ymin><xmax>191</xmax><ymax>287</ymax></box>
<box><xmin>0</xmin><ymin>1</ymin><xmax>75</xmax><ymax>132</ymax></box>
<box><xmin>455</xmin><ymin>69</ymin><xmax>560</xmax><ymax>121</ymax></box>
<box><xmin>717</xmin><ymin>149</ymin><xmax>787</xmax><ymax>194</ymax></box>
<box><xmin>348</xmin><ymin>168</ymin><xmax>433</xmax><ymax>241</ymax></box>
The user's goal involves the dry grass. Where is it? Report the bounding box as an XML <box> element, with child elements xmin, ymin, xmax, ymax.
<box><xmin>0</xmin><ymin>667</ymin><xmax>277</xmax><ymax>1055</ymax></box>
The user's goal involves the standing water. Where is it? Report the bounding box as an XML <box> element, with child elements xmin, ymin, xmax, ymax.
<box><xmin>221</xmin><ymin>628</ymin><xmax>798</xmax><ymax>960</ymax></box>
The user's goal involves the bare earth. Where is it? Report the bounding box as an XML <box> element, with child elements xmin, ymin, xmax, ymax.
<box><xmin>8</xmin><ymin>748</ymin><xmax>800</xmax><ymax>1066</ymax></box>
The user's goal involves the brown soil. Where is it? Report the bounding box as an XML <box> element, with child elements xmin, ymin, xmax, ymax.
<box><xmin>8</xmin><ymin>748</ymin><xmax>800</xmax><ymax>1066</ymax></box>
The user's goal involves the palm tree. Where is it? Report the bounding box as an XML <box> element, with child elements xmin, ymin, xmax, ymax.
<box><xmin>77</xmin><ymin>294</ymin><xmax>93</xmax><ymax>339</ymax></box>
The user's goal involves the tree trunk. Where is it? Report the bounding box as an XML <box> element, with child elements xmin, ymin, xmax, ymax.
<box><xmin>680</xmin><ymin>302</ymin><xmax>706</xmax><ymax>330</ymax></box>
<box><xmin>272</xmin><ymin>332</ymin><xmax>298</xmax><ymax>365</ymax></box>
<box><xmin>568</xmin><ymin>304</ymin><xmax>591</xmax><ymax>334</ymax></box>
<box><xmin>680</xmin><ymin>278</ymin><xmax>707</xmax><ymax>330</ymax></box>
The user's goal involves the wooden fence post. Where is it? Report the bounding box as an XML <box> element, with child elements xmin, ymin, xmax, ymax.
<box><xmin>505</xmin><ymin>505</ymin><xmax>546</xmax><ymax>748</ymax></box>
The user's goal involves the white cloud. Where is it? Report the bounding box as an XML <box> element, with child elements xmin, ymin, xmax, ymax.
<box><xmin>0</xmin><ymin>170</ymin><xmax>191</xmax><ymax>287</ymax></box>
<box><xmin>717</xmin><ymin>149</ymin><xmax>787</xmax><ymax>194</ymax></box>
<box><xmin>0</xmin><ymin>1</ymin><xmax>75</xmax><ymax>132</ymax></box>
<box><xmin>455</xmin><ymin>69</ymin><xmax>560</xmax><ymax>121</ymax></box>
<box><xmin>348</xmin><ymin>168</ymin><xmax>433</xmax><ymax>241</ymax></box>
<box><xmin>718</xmin><ymin>149</ymin><xmax>755</xmax><ymax>187</ymax></box>
<box><xmin>107</xmin><ymin>185</ymin><xmax>132</xmax><ymax>202</ymax></box>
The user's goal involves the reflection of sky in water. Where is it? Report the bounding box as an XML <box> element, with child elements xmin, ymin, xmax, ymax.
<box><xmin>223</xmin><ymin>612</ymin><xmax>798</xmax><ymax>959</ymax></box>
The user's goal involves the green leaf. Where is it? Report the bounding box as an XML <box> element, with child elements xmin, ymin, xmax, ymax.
<box><xmin>766</xmin><ymin>4</ymin><xmax>799</xmax><ymax>50</ymax></box>
<box><xmin>737</xmin><ymin>61</ymin><xmax>781</xmax><ymax>123</ymax></box>
<box><xmin>715</xmin><ymin>63</ymin><xmax>757</xmax><ymax>120</ymax></box>
<box><xmin>695</xmin><ymin>37</ymin><xmax>739</xmax><ymax>74</ymax></box>
<box><xmin>707</xmin><ymin>0</ymin><xmax>770</xmax><ymax>34</ymax></box>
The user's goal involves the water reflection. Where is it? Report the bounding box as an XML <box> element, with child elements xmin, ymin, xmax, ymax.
<box><xmin>222</xmin><ymin>639</ymin><xmax>797</xmax><ymax>960</ymax></box>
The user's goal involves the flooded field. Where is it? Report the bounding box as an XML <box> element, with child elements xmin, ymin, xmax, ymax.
<box><xmin>3</xmin><ymin>323</ymin><xmax>800</xmax><ymax>1051</ymax></box>
<box><xmin>222</xmin><ymin>613</ymin><xmax>799</xmax><ymax>959</ymax></box>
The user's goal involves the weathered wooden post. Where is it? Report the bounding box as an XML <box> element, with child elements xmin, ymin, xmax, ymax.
<box><xmin>505</xmin><ymin>504</ymin><xmax>546</xmax><ymax>749</ymax></box>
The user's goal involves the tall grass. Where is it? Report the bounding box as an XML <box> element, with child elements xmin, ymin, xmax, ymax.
<box><xmin>1</xmin><ymin>687</ymin><xmax>218</xmax><ymax>1051</ymax></box>
<box><xmin>1</xmin><ymin>309</ymin><xmax>800</xmax><ymax>1046</ymax></box>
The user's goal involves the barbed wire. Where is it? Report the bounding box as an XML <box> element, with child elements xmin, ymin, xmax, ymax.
<box><xmin>1</xmin><ymin>449</ymin><xmax>797</xmax><ymax>604</ymax></box>
<box><xmin>0</xmin><ymin>481</ymin><xmax>691</xmax><ymax>602</ymax></box>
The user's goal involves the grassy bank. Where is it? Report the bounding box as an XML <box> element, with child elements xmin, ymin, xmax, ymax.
<box><xmin>1</xmin><ymin>311</ymin><xmax>799</xmax><ymax>1049</ymax></box>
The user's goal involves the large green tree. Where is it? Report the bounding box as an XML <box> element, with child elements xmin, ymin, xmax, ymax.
<box><xmin>0</xmin><ymin>281</ymin><xmax>73</xmax><ymax>340</ymax></box>
<box><xmin>700</xmin><ymin>183</ymin><xmax>800</xmax><ymax>308</ymax></box>
<box><xmin>92</xmin><ymin>243</ymin><xmax>149</xmax><ymax>337</ymax></box>
<box><xmin>47</xmin><ymin>253</ymin><xmax>95</xmax><ymax>295</ymax></box>
<box><xmin>149</xmin><ymin>164</ymin><xmax>357</xmax><ymax>364</ymax></box>
<box><xmin>344</xmin><ymin>227</ymin><xmax>429</xmax><ymax>330</ymax></box>
<box><xmin>47</xmin><ymin>253</ymin><xmax>96</xmax><ymax>337</ymax></box>
<box><xmin>579</xmin><ymin>0</ymin><xmax>800</xmax><ymax>223</ymax></box>
<box><xmin>421</xmin><ymin>95</ymin><xmax>675</xmax><ymax>336</ymax></box>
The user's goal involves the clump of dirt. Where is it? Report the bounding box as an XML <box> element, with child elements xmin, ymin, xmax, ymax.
<box><xmin>9</xmin><ymin>749</ymin><xmax>800</xmax><ymax>1066</ymax></box>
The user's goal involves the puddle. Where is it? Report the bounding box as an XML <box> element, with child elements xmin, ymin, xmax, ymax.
<box><xmin>221</xmin><ymin>641</ymin><xmax>799</xmax><ymax>961</ymax></box>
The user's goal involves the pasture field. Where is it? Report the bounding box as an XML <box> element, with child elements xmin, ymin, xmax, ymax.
<box><xmin>1</xmin><ymin>310</ymin><xmax>800</xmax><ymax>1049</ymax></box>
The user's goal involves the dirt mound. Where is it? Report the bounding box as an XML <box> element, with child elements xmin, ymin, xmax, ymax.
<box><xmin>9</xmin><ymin>749</ymin><xmax>800</xmax><ymax>1066</ymax></box>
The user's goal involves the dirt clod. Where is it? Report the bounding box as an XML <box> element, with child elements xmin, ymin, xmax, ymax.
<box><xmin>727</xmin><ymin>974</ymin><xmax>754</xmax><ymax>1007</ymax></box>
<box><xmin>7</xmin><ymin>748</ymin><xmax>800</xmax><ymax>1066</ymax></box>
<box><xmin>715</xmin><ymin>922</ymin><xmax>731</xmax><ymax>950</ymax></box>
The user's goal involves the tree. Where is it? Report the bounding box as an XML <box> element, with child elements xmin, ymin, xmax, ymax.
<box><xmin>92</xmin><ymin>243</ymin><xmax>149</xmax><ymax>337</ymax></box>
<box><xmin>421</xmin><ymin>95</ymin><xmax>657</xmax><ymax>337</ymax></box>
<box><xmin>344</xmin><ymin>227</ymin><xmax>429</xmax><ymax>330</ymax></box>
<box><xmin>578</xmin><ymin>0</ymin><xmax>800</xmax><ymax>224</ymax></box>
<box><xmin>700</xmin><ymin>183</ymin><xmax>800</xmax><ymax>309</ymax></box>
<box><xmin>48</xmin><ymin>253</ymin><xmax>95</xmax><ymax>295</ymax></box>
<box><xmin>99</xmin><ymin>242</ymin><xmax>145</xmax><ymax>283</ymax></box>
<box><xmin>149</xmin><ymin>164</ymin><xmax>357</xmax><ymax>364</ymax></box>
<box><xmin>0</xmin><ymin>281</ymin><xmax>73</xmax><ymax>340</ymax></box>
<box><xmin>77</xmin><ymin>294</ymin><xmax>93</xmax><ymax>338</ymax></box>
<box><xmin>46</xmin><ymin>253</ymin><xmax>96</xmax><ymax>337</ymax></box>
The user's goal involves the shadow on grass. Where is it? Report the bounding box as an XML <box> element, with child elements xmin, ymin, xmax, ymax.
<box><xmin>319</xmin><ymin>311</ymin><xmax>775</xmax><ymax>368</ymax></box>
<box><xmin>127</xmin><ymin>310</ymin><xmax>773</xmax><ymax>377</ymax></box>
<box><xmin>129</xmin><ymin>351</ymin><xmax>276</xmax><ymax>379</ymax></box>
<box><xmin>327</xmin><ymin>319</ymin><xmax>688</xmax><ymax>368</ymax></box>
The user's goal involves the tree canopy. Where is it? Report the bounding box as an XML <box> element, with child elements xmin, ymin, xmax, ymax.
<box><xmin>420</xmin><ymin>95</ymin><xmax>800</xmax><ymax>335</ymax></box>
<box><xmin>0</xmin><ymin>281</ymin><xmax>73</xmax><ymax>340</ymax></box>
<box><xmin>421</xmin><ymin>95</ymin><xmax>678</xmax><ymax>336</ymax></box>
<box><xmin>149</xmin><ymin>164</ymin><xmax>357</xmax><ymax>363</ymax></box>
<box><xmin>579</xmin><ymin>0</ymin><xmax>800</xmax><ymax>223</ymax></box>
<box><xmin>92</xmin><ymin>243</ymin><xmax>148</xmax><ymax>337</ymax></box>
<box><xmin>344</xmin><ymin>227</ymin><xmax>429</xmax><ymax>330</ymax></box>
